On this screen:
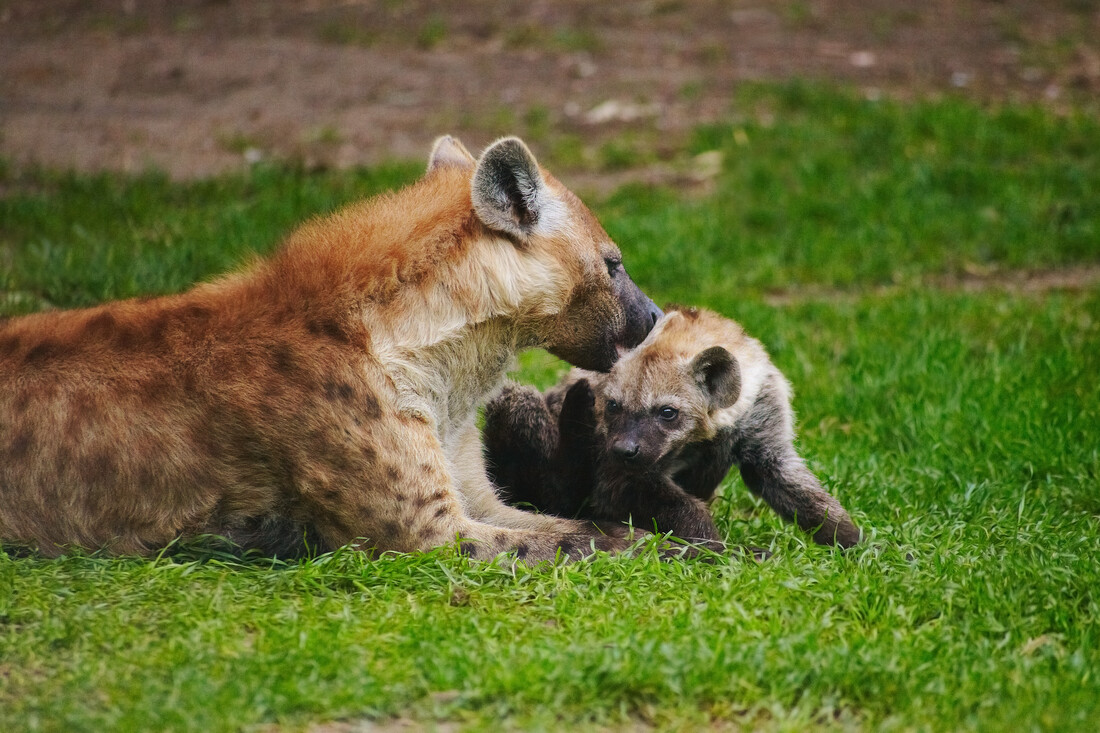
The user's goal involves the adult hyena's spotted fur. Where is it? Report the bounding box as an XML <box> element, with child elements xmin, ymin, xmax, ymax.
<box><xmin>485</xmin><ymin>306</ymin><xmax>862</xmax><ymax>549</ymax></box>
<box><xmin>0</xmin><ymin>136</ymin><xmax>662</xmax><ymax>560</ymax></box>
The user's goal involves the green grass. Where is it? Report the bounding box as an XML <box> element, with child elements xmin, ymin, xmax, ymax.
<box><xmin>2</xmin><ymin>86</ymin><xmax>1099</xmax><ymax>731</ymax></box>
<box><xmin>4</xmin><ymin>86</ymin><xmax>1098</xmax><ymax>314</ymax></box>
<box><xmin>608</xmin><ymin>83</ymin><xmax>1100</xmax><ymax>300</ymax></box>
<box><xmin>0</xmin><ymin>161</ymin><xmax>420</xmax><ymax>313</ymax></box>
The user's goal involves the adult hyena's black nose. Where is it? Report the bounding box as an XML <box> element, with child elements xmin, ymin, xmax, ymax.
<box><xmin>648</xmin><ymin>300</ymin><xmax>663</xmax><ymax>327</ymax></box>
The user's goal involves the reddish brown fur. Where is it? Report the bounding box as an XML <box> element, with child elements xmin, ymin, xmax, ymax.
<box><xmin>1</xmin><ymin>137</ymin><xmax>656</xmax><ymax>560</ymax></box>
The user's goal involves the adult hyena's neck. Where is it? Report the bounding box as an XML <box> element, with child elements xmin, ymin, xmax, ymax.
<box><xmin>436</xmin><ymin>319</ymin><xmax>522</xmax><ymax>435</ymax></box>
<box><xmin>376</xmin><ymin>253</ymin><xmax>568</xmax><ymax>436</ymax></box>
<box><xmin>372</xmin><ymin>314</ymin><xmax>525</xmax><ymax>443</ymax></box>
<box><xmin>354</xmin><ymin>233</ymin><xmax>567</xmax><ymax>438</ymax></box>
<box><xmin>266</xmin><ymin>168</ymin><xmax>568</xmax><ymax>437</ymax></box>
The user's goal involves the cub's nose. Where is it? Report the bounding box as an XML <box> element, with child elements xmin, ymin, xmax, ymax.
<box><xmin>611</xmin><ymin>440</ymin><xmax>641</xmax><ymax>462</ymax></box>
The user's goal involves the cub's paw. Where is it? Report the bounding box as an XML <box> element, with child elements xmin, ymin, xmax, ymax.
<box><xmin>558</xmin><ymin>378</ymin><xmax>598</xmax><ymax>439</ymax></box>
<box><xmin>484</xmin><ymin>383</ymin><xmax>557</xmax><ymax>456</ymax></box>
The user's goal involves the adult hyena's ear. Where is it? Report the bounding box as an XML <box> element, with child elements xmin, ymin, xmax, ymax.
<box><xmin>471</xmin><ymin>137</ymin><xmax>560</xmax><ymax>240</ymax></box>
<box><xmin>427</xmin><ymin>135</ymin><xmax>476</xmax><ymax>172</ymax></box>
<box><xmin>690</xmin><ymin>346</ymin><xmax>741</xmax><ymax>411</ymax></box>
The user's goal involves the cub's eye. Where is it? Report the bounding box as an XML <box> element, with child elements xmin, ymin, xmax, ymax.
<box><xmin>604</xmin><ymin>258</ymin><xmax>621</xmax><ymax>277</ymax></box>
<box><xmin>605</xmin><ymin>399</ymin><xmax>622</xmax><ymax>414</ymax></box>
<box><xmin>658</xmin><ymin>406</ymin><xmax>679</xmax><ymax>421</ymax></box>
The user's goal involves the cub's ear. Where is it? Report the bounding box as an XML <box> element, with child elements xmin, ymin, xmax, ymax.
<box><xmin>427</xmin><ymin>135</ymin><xmax>476</xmax><ymax>172</ymax></box>
<box><xmin>471</xmin><ymin>137</ymin><xmax>559</xmax><ymax>240</ymax></box>
<box><xmin>690</xmin><ymin>346</ymin><xmax>741</xmax><ymax>411</ymax></box>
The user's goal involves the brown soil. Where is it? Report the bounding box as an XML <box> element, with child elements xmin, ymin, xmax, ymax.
<box><xmin>761</xmin><ymin>264</ymin><xmax>1100</xmax><ymax>305</ymax></box>
<box><xmin>2</xmin><ymin>1</ymin><xmax>1098</xmax><ymax>180</ymax></box>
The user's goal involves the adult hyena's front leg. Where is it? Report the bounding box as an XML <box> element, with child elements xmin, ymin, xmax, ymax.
<box><xmin>306</xmin><ymin>415</ymin><xmax>638</xmax><ymax>562</ymax></box>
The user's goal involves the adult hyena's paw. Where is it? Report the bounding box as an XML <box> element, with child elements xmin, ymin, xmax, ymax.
<box><xmin>559</xmin><ymin>525</ymin><xmax>725</xmax><ymax>563</ymax></box>
<box><xmin>554</xmin><ymin>531</ymin><xmax>641</xmax><ymax>560</ymax></box>
<box><xmin>485</xmin><ymin>529</ymin><xmax>640</xmax><ymax>564</ymax></box>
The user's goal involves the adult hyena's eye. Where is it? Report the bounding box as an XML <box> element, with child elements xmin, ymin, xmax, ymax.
<box><xmin>658</xmin><ymin>406</ymin><xmax>679</xmax><ymax>421</ymax></box>
<box><xmin>605</xmin><ymin>399</ymin><xmax>622</xmax><ymax>414</ymax></box>
<box><xmin>604</xmin><ymin>257</ymin><xmax>621</xmax><ymax>277</ymax></box>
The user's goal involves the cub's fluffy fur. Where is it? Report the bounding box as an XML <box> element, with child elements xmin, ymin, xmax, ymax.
<box><xmin>485</xmin><ymin>306</ymin><xmax>862</xmax><ymax>549</ymax></box>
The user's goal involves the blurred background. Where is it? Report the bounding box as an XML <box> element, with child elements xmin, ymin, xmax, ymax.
<box><xmin>3</xmin><ymin>0</ymin><xmax>1098</xmax><ymax>183</ymax></box>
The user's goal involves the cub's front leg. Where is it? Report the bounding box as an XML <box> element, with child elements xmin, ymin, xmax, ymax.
<box><xmin>590</xmin><ymin>463</ymin><xmax>723</xmax><ymax>551</ymax></box>
<box><xmin>670</xmin><ymin>432</ymin><xmax>739</xmax><ymax>503</ymax></box>
<box><xmin>483</xmin><ymin>378</ymin><xmax>603</xmax><ymax>519</ymax></box>
<box><xmin>547</xmin><ymin>379</ymin><xmax>602</xmax><ymax>517</ymax></box>
<box><xmin>731</xmin><ymin>381</ymin><xmax>862</xmax><ymax>548</ymax></box>
<box><xmin>482</xmin><ymin>384</ymin><xmax>563</xmax><ymax>513</ymax></box>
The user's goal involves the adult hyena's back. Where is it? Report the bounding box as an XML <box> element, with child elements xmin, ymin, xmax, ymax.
<box><xmin>3</xmin><ymin>304</ymin><xmax>204</xmax><ymax>552</ymax></box>
<box><xmin>0</xmin><ymin>284</ymin><xmax>379</xmax><ymax>555</ymax></box>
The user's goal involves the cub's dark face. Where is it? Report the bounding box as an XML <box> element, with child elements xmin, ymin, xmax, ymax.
<box><xmin>594</xmin><ymin>318</ymin><xmax>742</xmax><ymax>472</ymax></box>
<box><xmin>597</xmin><ymin>387</ymin><xmax>705</xmax><ymax>472</ymax></box>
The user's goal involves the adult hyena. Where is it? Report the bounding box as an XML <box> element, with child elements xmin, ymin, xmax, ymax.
<box><xmin>0</xmin><ymin>136</ymin><xmax>662</xmax><ymax>560</ymax></box>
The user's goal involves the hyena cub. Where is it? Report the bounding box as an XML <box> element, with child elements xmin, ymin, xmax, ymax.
<box><xmin>484</xmin><ymin>306</ymin><xmax>862</xmax><ymax>550</ymax></box>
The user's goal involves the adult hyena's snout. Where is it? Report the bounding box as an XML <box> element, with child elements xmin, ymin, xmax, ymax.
<box><xmin>614</xmin><ymin>269</ymin><xmax>662</xmax><ymax>356</ymax></box>
<box><xmin>547</xmin><ymin>262</ymin><xmax>661</xmax><ymax>374</ymax></box>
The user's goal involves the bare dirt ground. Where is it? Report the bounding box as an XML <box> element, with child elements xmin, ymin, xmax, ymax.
<box><xmin>2</xmin><ymin>0</ymin><xmax>1098</xmax><ymax>181</ymax></box>
<box><xmin>760</xmin><ymin>264</ymin><xmax>1100</xmax><ymax>305</ymax></box>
